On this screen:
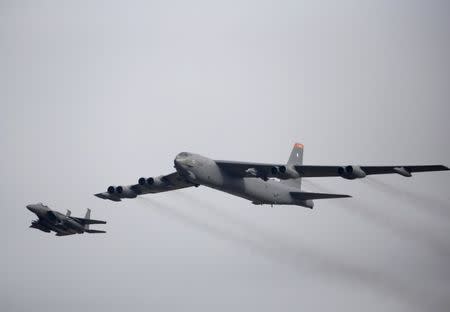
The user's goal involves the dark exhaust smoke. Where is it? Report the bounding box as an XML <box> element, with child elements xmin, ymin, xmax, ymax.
<box><xmin>136</xmin><ymin>195</ymin><xmax>447</xmax><ymax>311</ymax></box>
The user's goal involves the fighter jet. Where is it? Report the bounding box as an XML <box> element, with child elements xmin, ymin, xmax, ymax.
<box><xmin>95</xmin><ymin>144</ymin><xmax>449</xmax><ymax>209</ymax></box>
<box><xmin>27</xmin><ymin>203</ymin><xmax>106</xmax><ymax>236</ymax></box>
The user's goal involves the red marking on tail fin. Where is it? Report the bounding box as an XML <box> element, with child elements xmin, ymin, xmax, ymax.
<box><xmin>294</xmin><ymin>143</ymin><xmax>304</xmax><ymax>148</ymax></box>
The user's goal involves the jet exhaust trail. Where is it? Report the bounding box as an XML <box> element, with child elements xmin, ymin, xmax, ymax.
<box><xmin>137</xmin><ymin>197</ymin><xmax>447</xmax><ymax>311</ymax></box>
<box><xmin>303</xmin><ymin>180</ymin><xmax>450</xmax><ymax>257</ymax></box>
<box><xmin>364</xmin><ymin>177</ymin><xmax>450</xmax><ymax>220</ymax></box>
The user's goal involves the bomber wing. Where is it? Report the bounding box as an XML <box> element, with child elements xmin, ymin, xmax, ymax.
<box><xmin>95</xmin><ymin>171</ymin><xmax>195</xmax><ymax>201</ymax></box>
<box><xmin>215</xmin><ymin>160</ymin><xmax>287</xmax><ymax>180</ymax></box>
<box><xmin>295</xmin><ymin>165</ymin><xmax>449</xmax><ymax>178</ymax></box>
<box><xmin>216</xmin><ymin>160</ymin><xmax>448</xmax><ymax>180</ymax></box>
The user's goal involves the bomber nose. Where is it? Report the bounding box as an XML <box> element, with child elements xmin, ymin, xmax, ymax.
<box><xmin>175</xmin><ymin>157</ymin><xmax>191</xmax><ymax>169</ymax></box>
<box><xmin>174</xmin><ymin>157</ymin><xmax>185</xmax><ymax>169</ymax></box>
<box><xmin>174</xmin><ymin>153</ymin><xmax>188</xmax><ymax>167</ymax></box>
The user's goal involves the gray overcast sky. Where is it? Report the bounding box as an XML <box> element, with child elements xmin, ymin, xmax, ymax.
<box><xmin>1</xmin><ymin>0</ymin><xmax>449</xmax><ymax>311</ymax></box>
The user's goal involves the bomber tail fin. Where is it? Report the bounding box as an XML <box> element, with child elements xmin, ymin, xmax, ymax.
<box><xmin>281</xmin><ymin>143</ymin><xmax>304</xmax><ymax>188</ymax></box>
<box><xmin>287</xmin><ymin>143</ymin><xmax>304</xmax><ymax>166</ymax></box>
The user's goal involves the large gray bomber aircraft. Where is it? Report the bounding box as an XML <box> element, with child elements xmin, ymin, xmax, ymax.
<box><xmin>27</xmin><ymin>203</ymin><xmax>106</xmax><ymax>236</ymax></box>
<box><xmin>95</xmin><ymin>144</ymin><xmax>449</xmax><ymax>209</ymax></box>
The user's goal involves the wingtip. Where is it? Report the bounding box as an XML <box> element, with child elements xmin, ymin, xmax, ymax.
<box><xmin>94</xmin><ymin>193</ymin><xmax>122</xmax><ymax>202</ymax></box>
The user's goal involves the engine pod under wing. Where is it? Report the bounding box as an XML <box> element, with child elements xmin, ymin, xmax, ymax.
<box><xmin>95</xmin><ymin>172</ymin><xmax>194</xmax><ymax>201</ymax></box>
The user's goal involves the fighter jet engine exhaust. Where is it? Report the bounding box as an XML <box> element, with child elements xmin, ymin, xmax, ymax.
<box><xmin>338</xmin><ymin>165</ymin><xmax>367</xmax><ymax>179</ymax></box>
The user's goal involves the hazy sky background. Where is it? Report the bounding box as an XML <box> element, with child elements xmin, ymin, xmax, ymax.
<box><xmin>1</xmin><ymin>0</ymin><xmax>449</xmax><ymax>311</ymax></box>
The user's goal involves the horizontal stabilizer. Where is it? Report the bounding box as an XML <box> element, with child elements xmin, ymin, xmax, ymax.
<box><xmin>85</xmin><ymin>229</ymin><xmax>106</xmax><ymax>234</ymax></box>
<box><xmin>290</xmin><ymin>191</ymin><xmax>351</xmax><ymax>200</ymax></box>
<box><xmin>73</xmin><ymin>217</ymin><xmax>106</xmax><ymax>225</ymax></box>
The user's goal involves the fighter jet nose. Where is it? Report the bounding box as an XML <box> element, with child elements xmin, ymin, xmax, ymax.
<box><xmin>26</xmin><ymin>203</ymin><xmax>43</xmax><ymax>212</ymax></box>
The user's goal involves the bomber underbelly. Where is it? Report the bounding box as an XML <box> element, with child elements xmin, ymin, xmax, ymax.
<box><xmin>205</xmin><ymin>177</ymin><xmax>294</xmax><ymax>205</ymax></box>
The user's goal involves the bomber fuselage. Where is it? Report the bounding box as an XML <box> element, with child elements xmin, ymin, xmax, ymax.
<box><xmin>174</xmin><ymin>152</ymin><xmax>311</xmax><ymax>208</ymax></box>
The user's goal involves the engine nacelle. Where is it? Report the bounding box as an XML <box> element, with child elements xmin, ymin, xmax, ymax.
<box><xmin>115</xmin><ymin>186</ymin><xmax>137</xmax><ymax>198</ymax></box>
<box><xmin>278</xmin><ymin>165</ymin><xmax>300</xmax><ymax>179</ymax></box>
<box><xmin>270</xmin><ymin>165</ymin><xmax>300</xmax><ymax>179</ymax></box>
<box><xmin>271</xmin><ymin>166</ymin><xmax>280</xmax><ymax>175</ymax></box>
<box><xmin>338</xmin><ymin>165</ymin><xmax>366</xmax><ymax>179</ymax></box>
<box><xmin>144</xmin><ymin>176</ymin><xmax>170</xmax><ymax>187</ymax></box>
<box><xmin>138</xmin><ymin>177</ymin><xmax>155</xmax><ymax>186</ymax></box>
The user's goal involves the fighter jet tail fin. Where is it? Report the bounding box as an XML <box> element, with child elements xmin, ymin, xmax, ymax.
<box><xmin>282</xmin><ymin>143</ymin><xmax>304</xmax><ymax>188</ymax></box>
<box><xmin>84</xmin><ymin>208</ymin><xmax>91</xmax><ymax>230</ymax></box>
<box><xmin>66</xmin><ymin>210</ymin><xmax>71</xmax><ymax>217</ymax></box>
<box><xmin>85</xmin><ymin>229</ymin><xmax>106</xmax><ymax>234</ymax></box>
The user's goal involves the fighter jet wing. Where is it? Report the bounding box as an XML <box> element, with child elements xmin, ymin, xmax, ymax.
<box><xmin>95</xmin><ymin>172</ymin><xmax>195</xmax><ymax>201</ymax></box>
<box><xmin>55</xmin><ymin>232</ymin><xmax>75</xmax><ymax>236</ymax></box>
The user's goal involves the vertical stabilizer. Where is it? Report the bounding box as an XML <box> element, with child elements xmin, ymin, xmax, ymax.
<box><xmin>66</xmin><ymin>210</ymin><xmax>71</xmax><ymax>217</ymax></box>
<box><xmin>287</xmin><ymin>143</ymin><xmax>303</xmax><ymax>166</ymax></box>
<box><xmin>282</xmin><ymin>143</ymin><xmax>304</xmax><ymax>188</ymax></box>
<box><xmin>84</xmin><ymin>208</ymin><xmax>91</xmax><ymax>230</ymax></box>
